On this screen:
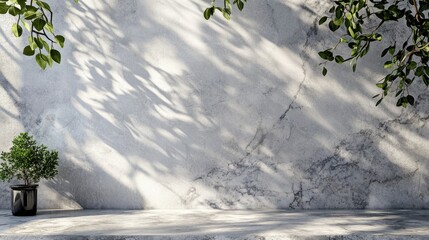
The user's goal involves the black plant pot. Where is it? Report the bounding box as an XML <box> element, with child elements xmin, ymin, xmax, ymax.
<box><xmin>10</xmin><ymin>185</ymin><xmax>38</xmax><ymax>216</ymax></box>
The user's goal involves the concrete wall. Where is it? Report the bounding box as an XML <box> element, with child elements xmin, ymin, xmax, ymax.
<box><xmin>0</xmin><ymin>0</ymin><xmax>428</xmax><ymax>209</ymax></box>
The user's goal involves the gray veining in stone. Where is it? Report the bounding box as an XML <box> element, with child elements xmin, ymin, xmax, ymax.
<box><xmin>0</xmin><ymin>0</ymin><xmax>428</xmax><ymax>209</ymax></box>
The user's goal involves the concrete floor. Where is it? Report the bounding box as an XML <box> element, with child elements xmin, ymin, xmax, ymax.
<box><xmin>0</xmin><ymin>209</ymin><xmax>428</xmax><ymax>239</ymax></box>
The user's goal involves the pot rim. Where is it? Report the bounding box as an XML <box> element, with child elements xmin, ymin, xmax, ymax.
<box><xmin>10</xmin><ymin>184</ymin><xmax>39</xmax><ymax>190</ymax></box>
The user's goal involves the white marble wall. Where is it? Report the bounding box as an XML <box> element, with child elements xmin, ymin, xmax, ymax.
<box><xmin>0</xmin><ymin>0</ymin><xmax>428</xmax><ymax>209</ymax></box>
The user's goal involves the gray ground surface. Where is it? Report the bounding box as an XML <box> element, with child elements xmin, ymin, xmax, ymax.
<box><xmin>0</xmin><ymin>209</ymin><xmax>428</xmax><ymax>239</ymax></box>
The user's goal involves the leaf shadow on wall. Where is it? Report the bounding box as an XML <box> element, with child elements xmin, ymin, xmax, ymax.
<box><xmin>0</xmin><ymin>0</ymin><xmax>428</xmax><ymax>210</ymax></box>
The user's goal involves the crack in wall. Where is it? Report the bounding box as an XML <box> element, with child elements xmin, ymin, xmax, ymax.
<box><xmin>279</xmin><ymin>18</ymin><xmax>317</xmax><ymax>122</ymax></box>
<box><xmin>191</xmin><ymin>12</ymin><xmax>347</xmax><ymax>209</ymax></box>
<box><xmin>190</xmin><ymin>4</ymin><xmax>428</xmax><ymax>208</ymax></box>
<box><xmin>193</xmin><ymin>89</ymin><xmax>428</xmax><ymax>210</ymax></box>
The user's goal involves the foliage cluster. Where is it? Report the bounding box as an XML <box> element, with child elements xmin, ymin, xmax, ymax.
<box><xmin>319</xmin><ymin>0</ymin><xmax>429</xmax><ymax>107</ymax></box>
<box><xmin>1</xmin><ymin>0</ymin><xmax>427</xmax><ymax>107</ymax></box>
<box><xmin>0</xmin><ymin>0</ymin><xmax>77</xmax><ymax>69</ymax></box>
<box><xmin>0</xmin><ymin>132</ymin><xmax>59</xmax><ymax>186</ymax></box>
<box><xmin>204</xmin><ymin>0</ymin><xmax>247</xmax><ymax>20</ymax></box>
<box><xmin>205</xmin><ymin>0</ymin><xmax>429</xmax><ymax>107</ymax></box>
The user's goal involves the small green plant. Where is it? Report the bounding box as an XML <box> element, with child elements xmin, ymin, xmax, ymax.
<box><xmin>0</xmin><ymin>132</ymin><xmax>58</xmax><ymax>186</ymax></box>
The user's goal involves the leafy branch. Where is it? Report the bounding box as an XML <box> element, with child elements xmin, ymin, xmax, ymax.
<box><xmin>205</xmin><ymin>0</ymin><xmax>429</xmax><ymax>108</ymax></box>
<box><xmin>0</xmin><ymin>0</ymin><xmax>78</xmax><ymax>69</ymax></box>
<box><xmin>318</xmin><ymin>0</ymin><xmax>429</xmax><ymax>108</ymax></box>
<box><xmin>203</xmin><ymin>0</ymin><xmax>247</xmax><ymax>20</ymax></box>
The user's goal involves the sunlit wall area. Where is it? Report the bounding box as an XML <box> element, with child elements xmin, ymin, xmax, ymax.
<box><xmin>0</xmin><ymin>0</ymin><xmax>428</xmax><ymax>209</ymax></box>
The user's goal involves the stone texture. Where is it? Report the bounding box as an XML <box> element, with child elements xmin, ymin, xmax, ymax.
<box><xmin>0</xmin><ymin>0</ymin><xmax>428</xmax><ymax>209</ymax></box>
<box><xmin>0</xmin><ymin>209</ymin><xmax>428</xmax><ymax>239</ymax></box>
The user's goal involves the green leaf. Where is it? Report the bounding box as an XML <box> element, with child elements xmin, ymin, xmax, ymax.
<box><xmin>28</xmin><ymin>36</ymin><xmax>36</xmax><ymax>50</ymax></box>
<box><xmin>396</xmin><ymin>96</ymin><xmax>409</xmax><ymax>108</ymax></box>
<box><xmin>46</xmin><ymin>54</ymin><xmax>53</xmax><ymax>67</ymax></box>
<box><xmin>8</xmin><ymin>6</ymin><xmax>20</xmax><ymax>16</ymax></box>
<box><xmin>360</xmin><ymin>45</ymin><xmax>370</xmax><ymax>57</ymax></box>
<box><xmin>423</xmin><ymin>75</ymin><xmax>429</xmax><ymax>87</ymax></box>
<box><xmin>34</xmin><ymin>37</ymin><xmax>43</xmax><ymax>49</ymax></box>
<box><xmin>406</xmin><ymin>61</ymin><xmax>417</xmax><ymax>70</ymax></box>
<box><xmin>381</xmin><ymin>47</ymin><xmax>389</xmax><ymax>57</ymax></box>
<box><xmin>388</xmin><ymin>46</ymin><xmax>396</xmax><ymax>55</ymax></box>
<box><xmin>347</xmin><ymin>26</ymin><xmax>355</xmax><ymax>38</ymax></box>
<box><xmin>322</xmin><ymin>67</ymin><xmax>327</xmax><ymax>76</ymax></box>
<box><xmin>0</xmin><ymin>3</ymin><xmax>9</xmax><ymax>14</ymax></box>
<box><xmin>204</xmin><ymin>7</ymin><xmax>212</xmax><ymax>20</ymax></box>
<box><xmin>237</xmin><ymin>1</ymin><xmax>244</xmax><ymax>11</ymax></box>
<box><xmin>425</xmin><ymin>66</ymin><xmax>429</xmax><ymax>75</ymax></box>
<box><xmin>319</xmin><ymin>16</ymin><xmax>328</xmax><ymax>25</ymax></box>
<box><xmin>345</xmin><ymin>12</ymin><xmax>352</xmax><ymax>20</ymax></box>
<box><xmin>333</xmin><ymin>17</ymin><xmax>344</xmax><ymax>26</ymax></box>
<box><xmin>23</xmin><ymin>10</ymin><xmax>37</xmax><ymax>20</ymax></box>
<box><xmin>384</xmin><ymin>61</ymin><xmax>394</xmax><ymax>68</ymax></box>
<box><xmin>16</xmin><ymin>0</ymin><xmax>25</xmax><ymax>9</ymax></box>
<box><xmin>335</xmin><ymin>6</ymin><xmax>344</xmax><ymax>19</ymax></box>
<box><xmin>32</xmin><ymin>18</ymin><xmax>46</xmax><ymax>31</ymax></box>
<box><xmin>328</xmin><ymin>20</ymin><xmax>340</xmax><ymax>32</ymax></box>
<box><xmin>318</xmin><ymin>50</ymin><xmax>334</xmax><ymax>61</ymax></box>
<box><xmin>30</xmin><ymin>41</ymin><xmax>38</xmax><ymax>50</ymax></box>
<box><xmin>41</xmin><ymin>38</ymin><xmax>50</xmax><ymax>51</ymax></box>
<box><xmin>415</xmin><ymin>66</ymin><xmax>424</xmax><ymax>77</ymax></box>
<box><xmin>55</xmin><ymin>35</ymin><xmax>65</xmax><ymax>48</ymax></box>
<box><xmin>21</xmin><ymin>19</ymin><xmax>31</xmax><ymax>32</ymax></box>
<box><xmin>50</xmin><ymin>49</ymin><xmax>61</xmax><ymax>64</ymax></box>
<box><xmin>12</xmin><ymin>23</ymin><xmax>22</xmax><ymax>37</ymax></box>
<box><xmin>335</xmin><ymin>55</ymin><xmax>345</xmax><ymax>64</ymax></box>
<box><xmin>35</xmin><ymin>53</ymin><xmax>47</xmax><ymax>70</ymax></box>
<box><xmin>352</xmin><ymin>61</ymin><xmax>357</xmax><ymax>72</ymax></box>
<box><xmin>358</xmin><ymin>0</ymin><xmax>366</xmax><ymax>9</ymax></box>
<box><xmin>222</xmin><ymin>9</ymin><xmax>231</xmax><ymax>20</ymax></box>
<box><xmin>41</xmin><ymin>54</ymin><xmax>49</xmax><ymax>61</ymax></box>
<box><xmin>386</xmin><ymin>74</ymin><xmax>398</xmax><ymax>82</ymax></box>
<box><xmin>36</xmin><ymin>1</ymin><xmax>51</xmax><ymax>11</ymax></box>
<box><xmin>23</xmin><ymin>45</ymin><xmax>35</xmax><ymax>56</ymax></box>
<box><xmin>26</xmin><ymin>5</ymin><xmax>38</xmax><ymax>12</ymax></box>
<box><xmin>376</xmin><ymin>82</ymin><xmax>387</xmax><ymax>89</ymax></box>
<box><xmin>225</xmin><ymin>0</ymin><xmax>232</xmax><ymax>10</ymax></box>
<box><xmin>407</xmin><ymin>95</ymin><xmax>415</xmax><ymax>106</ymax></box>
<box><xmin>396</xmin><ymin>97</ymin><xmax>403</xmax><ymax>107</ymax></box>
<box><xmin>373</xmin><ymin>33</ymin><xmax>382</xmax><ymax>41</ymax></box>
<box><xmin>395</xmin><ymin>89</ymin><xmax>403</xmax><ymax>97</ymax></box>
<box><xmin>351</xmin><ymin>47</ymin><xmax>358</xmax><ymax>57</ymax></box>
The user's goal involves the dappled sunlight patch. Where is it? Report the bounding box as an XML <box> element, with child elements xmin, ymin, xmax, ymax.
<box><xmin>0</xmin><ymin>0</ymin><xmax>427</xmax><ymax>209</ymax></box>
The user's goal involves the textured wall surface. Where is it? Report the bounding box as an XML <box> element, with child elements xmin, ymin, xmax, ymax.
<box><xmin>0</xmin><ymin>0</ymin><xmax>428</xmax><ymax>209</ymax></box>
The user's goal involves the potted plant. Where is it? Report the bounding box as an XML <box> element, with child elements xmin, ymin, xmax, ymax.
<box><xmin>0</xmin><ymin>132</ymin><xmax>59</xmax><ymax>216</ymax></box>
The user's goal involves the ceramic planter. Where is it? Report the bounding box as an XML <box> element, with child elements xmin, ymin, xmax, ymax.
<box><xmin>10</xmin><ymin>185</ymin><xmax>38</xmax><ymax>216</ymax></box>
